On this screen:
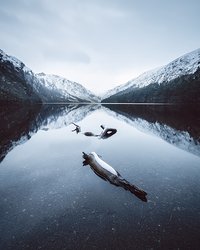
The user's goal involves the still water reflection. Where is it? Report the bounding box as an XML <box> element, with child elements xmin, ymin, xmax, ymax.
<box><xmin>0</xmin><ymin>104</ymin><xmax>200</xmax><ymax>249</ymax></box>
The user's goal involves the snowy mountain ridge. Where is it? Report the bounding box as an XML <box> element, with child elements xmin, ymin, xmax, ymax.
<box><xmin>36</xmin><ymin>73</ymin><xmax>100</xmax><ymax>103</ymax></box>
<box><xmin>0</xmin><ymin>49</ymin><xmax>32</xmax><ymax>73</ymax></box>
<box><xmin>0</xmin><ymin>49</ymin><xmax>99</xmax><ymax>103</ymax></box>
<box><xmin>102</xmin><ymin>48</ymin><xmax>200</xmax><ymax>99</ymax></box>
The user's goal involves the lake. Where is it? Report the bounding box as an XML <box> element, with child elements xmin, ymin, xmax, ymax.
<box><xmin>0</xmin><ymin>104</ymin><xmax>200</xmax><ymax>250</ymax></box>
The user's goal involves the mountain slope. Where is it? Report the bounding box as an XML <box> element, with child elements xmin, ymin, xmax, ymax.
<box><xmin>0</xmin><ymin>49</ymin><xmax>42</xmax><ymax>103</ymax></box>
<box><xmin>37</xmin><ymin>73</ymin><xmax>100</xmax><ymax>103</ymax></box>
<box><xmin>0</xmin><ymin>49</ymin><xmax>99</xmax><ymax>103</ymax></box>
<box><xmin>102</xmin><ymin>48</ymin><xmax>200</xmax><ymax>103</ymax></box>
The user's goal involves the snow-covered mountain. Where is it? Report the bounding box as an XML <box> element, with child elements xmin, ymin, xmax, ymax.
<box><xmin>102</xmin><ymin>48</ymin><xmax>200</xmax><ymax>102</ymax></box>
<box><xmin>0</xmin><ymin>49</ymin><xmax>42</xmax><ymax>103</ymax></box>
<box><xmin>0</xmin><ymin>49</ymin><xmax>32</xmax><ymax>73</ymax></box>
<box><xmin>37</xmin><ymin>73</ymin><xmax>100</xmax><ymax>103</ymax></box>
<box><xmin>0</xmin><ymin>49</ymin><xmax>99</xmax><ymax>103</ymax></box>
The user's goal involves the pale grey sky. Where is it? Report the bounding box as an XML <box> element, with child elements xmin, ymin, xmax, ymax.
<box><xmin>0</xmin><ymin>0</ymin><xmax>199</xmax><ymax>94</ymax></box>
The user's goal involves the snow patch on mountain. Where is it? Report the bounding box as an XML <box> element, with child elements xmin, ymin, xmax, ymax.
<box><xmin>103</xmin><ymin>48</ymin><xmax>200</xmax><ymax>99</ymax></box>
<box><xmin>0</xmin><ymin>49</ymin><xmax>100</xmax><ymax>103</ymax></box>
<box><xmin>0</xmin><ymin>49</ymin><xmax>32</xmax><ymax>73</ymax></box>
<box><xmin>37</xmin><ymin>73</ymin><xmax>100</xmax><ymax>103</ymax></box>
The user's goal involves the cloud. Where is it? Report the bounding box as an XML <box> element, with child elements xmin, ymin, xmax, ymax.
<box><xmin>43</xmin><ymin>48</ymin><xmax>91</xmax><ymax>64</ymax></box>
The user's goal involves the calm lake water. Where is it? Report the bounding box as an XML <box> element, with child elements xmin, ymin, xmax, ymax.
<box><xmin>0</xmin><ymin>104</ymin><xmax>200</xmax><ymax>250</ymax></box>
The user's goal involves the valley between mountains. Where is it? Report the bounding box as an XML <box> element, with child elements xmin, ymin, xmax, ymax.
<box><xmin>0</xmin><ymin>48</ymin><xmax>200</xmax><ymax>104</ymax></box>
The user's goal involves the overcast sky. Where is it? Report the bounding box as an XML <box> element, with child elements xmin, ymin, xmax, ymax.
<box><xmin>0</xmin><ymin>0</ymin><xmax>199</xmax><ymax>94</ymax></box>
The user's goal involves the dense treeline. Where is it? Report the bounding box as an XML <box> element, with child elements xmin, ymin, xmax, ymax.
<box><xmin>103</xmin><ymin>68</ymin><xmax>200</xmax><ymax>103</ymax></box>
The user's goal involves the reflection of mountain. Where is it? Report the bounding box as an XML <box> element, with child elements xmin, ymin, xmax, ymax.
<box><xmin>0</xmin><ymin>104</ymin><xmax>40</xmax><ymax>162</ymax></box>
<box><xmin>35</xmin><ymin>104</ymin><xmax>100</xmax><ymax>130</ymax></box>
<box><xmin>103</xmin><ymin>104</ymin><xmax>200</xmax><ymax>157</ymax></box>
<box><xmin>0</xmin><ymin>104</ymin><xmax>99</xmax><ymax>162</ymax></box>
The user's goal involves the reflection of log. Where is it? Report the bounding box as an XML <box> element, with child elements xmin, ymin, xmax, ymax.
<box><xmin>82</xmin><ymin>152</ymin><xmax>147</xmax><ymax>202</ymax></box>
<box><xmin>100</xmin><ymin>128</ymin><xmax>117</xmax><ymax>139</ymax></box>
<box><xmin>84</xmin><ymin>132</ymin><xmax>98</xmax><ymax>137</ymax></box>
<box><xmin>72</xmin><ymin>123</ymin><xmax>117</xmax><ymax>139</ymax></box>
<box><xmin>71</xmin><ymin>123</ymin><xmax>81</xmax><ymax>133</ymax></box>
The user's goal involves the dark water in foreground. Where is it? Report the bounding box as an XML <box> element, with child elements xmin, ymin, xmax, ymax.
<box><xmin>0</xmin><ymin>104</ymin><xmax>200</xmax><ymax>250</ymax></box>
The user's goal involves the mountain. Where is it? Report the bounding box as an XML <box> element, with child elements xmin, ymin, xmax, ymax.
<box><xmin>36</xmin><ymin>73</ymin><xmax>100</xmax><ymax>103</ymax></box>
<box><xmin>0</xmin><ymin>49</ymin><xmax>42</xmax><ymax>103</ymax></box>
<box><xmin>0</xmin><ymin>49</ymin><xmax>98</xmax><ymax>103</ymax></box>
<box><xmin>102</xmin><ymin>48</ymin><xmax>200</xmax><ymax>103</ymax></box>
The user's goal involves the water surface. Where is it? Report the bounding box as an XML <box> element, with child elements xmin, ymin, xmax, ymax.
<box><xmin>0</xmin><ymin>104</ymin><xmax>200</xmax><ymax>249</ymax></box>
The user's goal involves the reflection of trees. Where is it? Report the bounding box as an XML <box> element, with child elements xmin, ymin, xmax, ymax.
<box><xmin>0</xmin><ymin>104</ymin><xmax>41</xmax><ymax>162</ymax></box>
<box><xmin>103</xmin><ymin>68</ymin><xmax>200</xmax><ymax>104</ymax></box>
<box><xmin>103</xmin><ymin>104</ymin><xmax>200</xmax><ymax>156</ymax></box>
<box><xmin>0</xmin><ymin>104</ymin><xmax>99</xmax><ymax>162</ymax></box>
<box><xmin>103</xmin><ymin>104</ymin><xmax>200</xmax><ymax>141</ymax></box>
